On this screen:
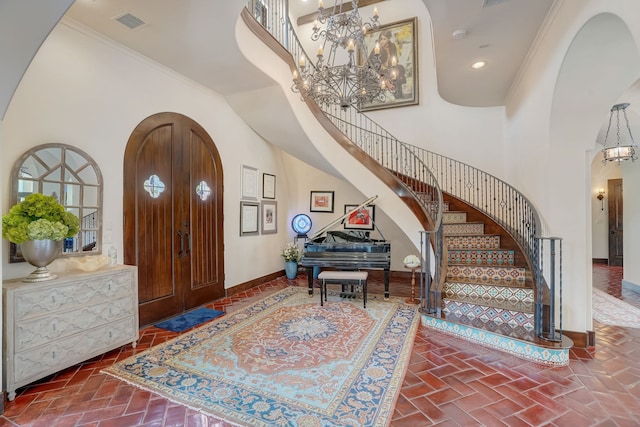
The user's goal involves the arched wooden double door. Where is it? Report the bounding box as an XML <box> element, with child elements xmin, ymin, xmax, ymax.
<box><xmin>124</xmin><ymin>112</ymin><xmax>224</xmax><ymax>326</ymax></box>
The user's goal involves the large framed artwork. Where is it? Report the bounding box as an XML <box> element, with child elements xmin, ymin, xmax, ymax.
<box><xmin>240</xmin><ymin>201</ymin><xmax>259</xmax><ymax>236</ymax></box>
<box><xmin>261</xmin><ymin>201</ymin><xmax>277</xmax><ymax>234</ymax></box>
<box><xmin>359</xmin><ymin>17</ymin><xmax>418</xmax><ymax>111</ymax></box>
<box><xmin>343</xmin><ymin>204</ymin><xmax>376</xmax><ymax>230</ymax></box>
<box><xmin>310</xmin><ymin>191</ymin><xmax>334</xmax><ymax>213</ymax></box>
<box><xmin>241</xmin><ymin>165</ymin><xmax>258</xmax><ymax>200</ymax></box>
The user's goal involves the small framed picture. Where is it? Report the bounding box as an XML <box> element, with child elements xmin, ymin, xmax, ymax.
<box><xmin>241</xmin><ymin>165</ymin><xmax>258</xmax><ymax>200</ymax></box>
<box><xmin>263</xmin><ymin>173</ymin><xmax>276</xmax><ymax>199</ymax></box>
<box><xmin>344</xmin><ymin>204</ymin><xmax>375</xmax><ymax>230</ymax></box>
<box><xmin>310</xmin><ymin>191</ymin><xmax>335</xmax><ymax>213</ymax></box>
<box><xmin>261</xmin><ymin>201</ymin><xmax>277</xmax><ymax>234</ymax></box>
<box><xmin>240</xmin><ymin>201</ymin><xmax>259</xmax><ymax>236</ymax></box>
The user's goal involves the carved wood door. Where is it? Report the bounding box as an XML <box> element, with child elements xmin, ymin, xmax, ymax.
<box><xmin>607</xmin><ymin>178</ymin><xmax>623</xmax><ymax>266</ymax></box>
<box><xmin>124</xmin><ymin>112</ymin><xmax>224</xmax><ymax>326</ymax></box>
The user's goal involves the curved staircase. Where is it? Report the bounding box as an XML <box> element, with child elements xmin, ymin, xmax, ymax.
<box><xmin>238</xmin><ymin>1</ymin><xmax>572</xmax><ymax>365</ymax></box>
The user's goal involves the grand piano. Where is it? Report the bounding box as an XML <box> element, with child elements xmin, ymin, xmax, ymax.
<box><xmin>300</xmin><ymin>196</ymin><xmax>391</xmax><ymax>299</ymax></box>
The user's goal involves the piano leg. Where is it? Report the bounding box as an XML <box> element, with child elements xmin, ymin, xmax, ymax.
<box><xmin>384</xmin><ymin>268</ymin><xmax>390</xmax><ymax>300</ymax></box>
<box><xmin>306</xmin><ymin>267</ymin><xmax>314</xmax><ymax>296</ymax></box>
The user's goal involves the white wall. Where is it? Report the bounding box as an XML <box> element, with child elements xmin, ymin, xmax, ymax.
<box><xmin>505</xmin><ymin>0</ymin><xmax>640</xmax><ymax>332</ymax></box>
<box><xmin>1</xmin><ymin>21</ymin><xmax>295</xmax><ymax>287</ymax></box>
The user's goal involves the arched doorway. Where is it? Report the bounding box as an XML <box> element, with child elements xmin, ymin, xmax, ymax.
<box><xmin>124</xmin><ymin>112</ymin><xmax>225</xmax><ymax>326</ymax></box>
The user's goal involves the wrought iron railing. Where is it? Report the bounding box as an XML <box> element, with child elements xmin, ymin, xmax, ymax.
<box><xmin>243</xmin><ymin>0</ymin><xmax>562</xmax><ymax>337</ymax></box>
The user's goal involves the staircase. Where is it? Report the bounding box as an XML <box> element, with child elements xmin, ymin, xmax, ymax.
<box><xmin>441</xmin><ymin>201</ymin><xmax>535</xmax><ymax>338</ymax></box>
<box><xmin>419</xmin><ymin>196</ymin><xmax>571</xmax><ymax>365</ymax></box>
<box><xmin>240</xmin><ymin>1</ymin><xmax>572</xmax><ymax>365</ymax></box>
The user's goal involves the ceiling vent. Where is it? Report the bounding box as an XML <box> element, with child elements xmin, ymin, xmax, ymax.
<box><xmin>483</xmin><ymin>0</ymin><xmax>511</xmax><ymax>7</ymax></box>
<box><xmin>114</xmin><ymin>12</ymin><xmax>146</xmax><ymax>30</ymax></box>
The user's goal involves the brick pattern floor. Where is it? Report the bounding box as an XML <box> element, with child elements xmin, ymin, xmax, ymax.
<box><xmin>1</xmin><ymin>266</ymin><xmax>639</xmax><ymax>426</ymax></box>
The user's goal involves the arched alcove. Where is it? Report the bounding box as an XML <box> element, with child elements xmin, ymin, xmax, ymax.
<box><xmin>549</xmin><ymin>12</ymin><xmax>640</xmax><ymax>329</ymax></box>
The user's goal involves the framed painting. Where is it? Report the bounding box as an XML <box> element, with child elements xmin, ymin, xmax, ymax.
<box><xmin>343</xmin><ymin>204</ymin><xmax>375</xmax><ymax>230</ymax></box>
<box><xmin>310</xmin><ymin>191</ymin><xmax>334</xmax><ymax>213</ymax></box>
<box><xmin>262</xmin><ymin>173</ymin><xmax>276</xmax><ymax>199</ymax></box>
<box><xmin>240</xmin><ymin>201</ymin><xmax>259</xmax><ymax>236</ymax></box>
<box><xmin>261</xmin><ymin>201</ymin><xmax>277</xmax><ymax>234</ymax></box>
<box><xmin>241</xmin><ymin>165</ymin><xmax>258</xmax><ymax>200</ymax></box>
<box><xmin>359</xmin><ymin>17</ymin><xmax>418</xmax><ymax>111</ymax></box>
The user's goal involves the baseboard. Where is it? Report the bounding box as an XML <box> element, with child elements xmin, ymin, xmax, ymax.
<box><xmin>592</xmin><ymin>258</ymin><xmax>608</xmax><ymax>264</ymax></box>
<box><xmin>563</xmin><ymin>329</ymin><xmax>596</xmax><ymax>348</ymax></box>
<box><xmin>225</xmin><ymin>270</ymin><xmax>285</xmax><ymax>297</ymax></box>
<box><xmin>622</xmin><ymin>279</ymin><xmax>640</xmax><ymax>293</ymax></box>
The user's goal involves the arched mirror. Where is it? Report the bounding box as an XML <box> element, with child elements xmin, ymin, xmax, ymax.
<box><xmin>9</xmin><ymin>144</ymin><xmax>103</xmax><ymax>263</ymax></box>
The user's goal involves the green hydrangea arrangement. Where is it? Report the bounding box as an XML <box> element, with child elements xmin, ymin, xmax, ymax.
<box><xmin>2</xmin><ymin>193</ymin><xmax>80</xmax><ymax>244</ymax></box>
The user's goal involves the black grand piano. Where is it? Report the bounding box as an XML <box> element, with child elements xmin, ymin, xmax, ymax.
<box><xmin>300</xmin><ymin>197</ymin><xmax>391</xmax><ymax>299</ymax></box>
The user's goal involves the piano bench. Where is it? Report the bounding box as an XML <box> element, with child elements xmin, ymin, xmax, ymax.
<box><xmin>318</xmin><ymin>271</ymin><xmax>368</xmax><ymax>308</ymax></box>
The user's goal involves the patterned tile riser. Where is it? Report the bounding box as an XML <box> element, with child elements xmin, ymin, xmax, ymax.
<box><xmin>443</xmin><ymin>282</ymin><xmax>534</xmax><ymax>304</ymax></box>
<box><xmin>446</xmin><ymin>235</ymin><xmax>501</xmax><ymax>250</ymax></box>
<box><xmin>420</xmin><ymin>315</ymin><xmax>570</xmax><ymax>366</ymax></box>
<box><xmin>443</xmin><ymin>300</ymin><xmax>534</xmax><ymax>330</ymax></box>
<box><xmin>442</xmin><ymin>212</ymin><xmax>467</xmax><ymax>224</ymax></box>
<box><xmin>447</xmin><ymin>249</ymin><xmax>515</xmax><ymax>266</ymax></box>
<box><xmin>443</xmin><ymin>223</ymin><xmax>484</xmax><ymax>235</ymax></box>
<box><xmin>447</xmin><ymin>265</ymin><xmax>528</xmax><ymax>281</ymax></box>
<box><xmin>423</xmin><ymin>200</ymin><xmax>450</xmax><ymax>212</ymax></box>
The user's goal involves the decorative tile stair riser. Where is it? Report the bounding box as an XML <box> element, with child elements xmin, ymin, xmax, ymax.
<box><xmin>447</xmin><ymin>265</ymin><xmax>528</xmax><ymax>281</ymax></box>
<box><xmin>103</xmin><ymin>287</ymin><xmax>419</xmax><ymax>426</ymax></box>
<box><xmin>442</xmin><ymin>211</ymin><xmax>467</xmax><ymax>224</ymax></box>
<box><xmin>447</xmin><ymin>249</ymin><xmax>515</xmax><ymax>266</ymax></box>
<box><xmin>444</xmin><ymin>282</ymin><xmax>533</xmax><ymax>304</ymax></box>
<box><xmin>443</xmin><ymin>300</ymin><xmax>534</xmax><ymax>330</ymax></box>
<box><xmin>443</xmin><ymin>222</ymin><xmax>484</xmax><ymax>235</ymax></box>
<box><xmin>446</xmin><ymin>234</ymin><xmax>501</xmax><ymax>250</ymax></box>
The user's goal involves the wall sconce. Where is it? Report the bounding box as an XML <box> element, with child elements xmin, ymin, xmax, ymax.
<box><xmin>596</xmin><ymin>188</ymin><xmax>605</xmax><ymax>210</ymax></box>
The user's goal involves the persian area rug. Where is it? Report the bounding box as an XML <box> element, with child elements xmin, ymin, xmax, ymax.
<box><xmin>103</xmin><ymin>287</ymin><xmax>419</xmax><ymax>426</ymax></box>
<box><xmin>154</xmin><ymin>307</ymin><xmax>225</xmax><ymax>333</ymax></box>
<box><xmin>593</xmin><ymin>288</ymin><xmax>640</xmax><ymax>328</ymax></box>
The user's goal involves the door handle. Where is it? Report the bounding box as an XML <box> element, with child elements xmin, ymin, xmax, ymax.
<box><xmin>610</xmin><ymin>230</ymin><xmax>616</xmax><ymax>235</ymax></box>
<box><xmin>177</xmin><ymin>230</ymin><xmax>184</xmax><ymax>256</ymax></box>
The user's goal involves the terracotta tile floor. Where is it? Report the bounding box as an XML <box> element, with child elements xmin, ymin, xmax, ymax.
<box><xmin>2</xmin><ymin>265</ymin><xmax>640</xmax><ymax>426</ymax></box>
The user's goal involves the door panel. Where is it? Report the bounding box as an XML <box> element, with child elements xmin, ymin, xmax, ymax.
<box><xmin>608</xmin><ymin>178</ymin><xmax>623</xmax><ymax>266</ymax></box>
<box><xmin>183</xmin><ymin>126</ymin><xmax>225</xmax><ymax>308</ymax></box>
<box><xmin>124</xmin><ymin>113</ymin><xmax>224</xmax><ymax>327</ymax></box>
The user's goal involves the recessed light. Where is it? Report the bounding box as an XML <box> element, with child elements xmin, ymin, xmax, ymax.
<box><xmin>452</xmin><ymin>29</ymin><xmax>467</xmax><ymax>40</ymax></box>
<box><xmin>471</xmin><ymin>61</ymin><xmax>487</xmax><ymax>69</ymax></box>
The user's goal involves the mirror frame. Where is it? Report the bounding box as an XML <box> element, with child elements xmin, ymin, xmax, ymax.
<box><xmin>9</xmin><ymin>143</ymin><xmax>104</xmax><ymax>263</ymax></box>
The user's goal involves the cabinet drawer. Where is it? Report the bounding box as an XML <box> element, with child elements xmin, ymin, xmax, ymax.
<box><xmin>15</xmin><ymin>296</ymin><xmax>136</xmax><ymax>352</ymax></box>
<box><xmin>13</xmin><ymin>316</ymin><xmax>137</xmax><ymax>384</ymax></box>
<box><xmin>14</xmin><ymin>270</ymin><xmax>134</xmax><ymax>320</ymax></box>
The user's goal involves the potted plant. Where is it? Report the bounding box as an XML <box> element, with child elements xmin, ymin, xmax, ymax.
<box><xmin>2</xmin><ymin>193</ymin><xmax>80</xmax><ymax>282</ymax></box>
<box><xmin>281</xmin><ymin>242</ymin><xmax>302</xmax><ymax>279</ymax></box>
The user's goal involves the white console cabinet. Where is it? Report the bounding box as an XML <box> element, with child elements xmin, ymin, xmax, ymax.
<box><xmin>3</xmin><ymin>265</ymin><xmax>138</xmax><ymax>401</ymax></box>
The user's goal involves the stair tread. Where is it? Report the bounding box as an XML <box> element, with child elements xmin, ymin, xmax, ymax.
<box><xmin>444</xmin><ymin>295</ymin><xmax>533</xmax><ymax>313</ymax></box>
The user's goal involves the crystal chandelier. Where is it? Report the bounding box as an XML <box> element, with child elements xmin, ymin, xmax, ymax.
<box><xmin>291</xmin><ymin>0</ymin><xmax>396</xmax><ymax>111</ymax></box>
<box><xmin>602</xmin><ymin>103</ymin><xmax>638</xmax><ymax>164</ymax></box>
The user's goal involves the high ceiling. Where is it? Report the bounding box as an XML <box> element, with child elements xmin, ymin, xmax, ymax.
<box><xmin>63</xmin><ymin>0</ymin><xmax>555</xmax><ymax>108</ymax></box>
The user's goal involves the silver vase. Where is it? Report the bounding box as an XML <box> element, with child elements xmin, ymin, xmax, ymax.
<box><xmin>20</xmin><ymin>239</ymin><xmax>61</xmax><ymax>282</ymax></box>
